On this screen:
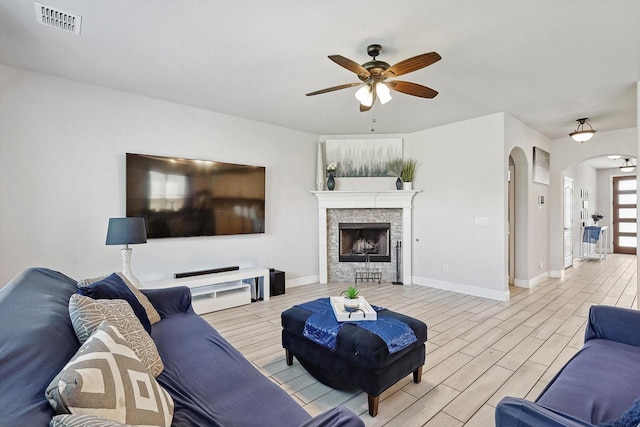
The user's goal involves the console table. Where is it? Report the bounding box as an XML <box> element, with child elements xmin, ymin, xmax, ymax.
<box><xmin>141</xmin><ymin>267</ymin><xmax>270</xmax><ymax>314</ymax></box>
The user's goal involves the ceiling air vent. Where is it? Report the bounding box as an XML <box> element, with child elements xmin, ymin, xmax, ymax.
<box><xmin>34</xmin><ymin>2</ymin><xmax>82</xmax><ymax>35</ymax></box>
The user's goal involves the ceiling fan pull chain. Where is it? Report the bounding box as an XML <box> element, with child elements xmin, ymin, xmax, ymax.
<box><xmin>371</xmin><ymin>113</ymin><xmax>376</xmax><ymax>133</ymax></box>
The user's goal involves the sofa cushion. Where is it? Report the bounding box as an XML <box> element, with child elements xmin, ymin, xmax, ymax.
<box><xmin>50</xmin><ymin>414</ymin><xmax>131</xmax><ymax>427</ymax></box>
<box><xmin>69</xmin><ymin>294</ymin><xmax>163</xmax><ymax>377</ymax></box>
<box><xmin>79</xmin><ymin>274</ymin><xmax>161</xmax><ymax>325</ymax></box>
<box><xmin>45</xmin><ymin>321</ymin><xmax>173</xmax><ymax>426</ymax></box>
<box><xmin>78</xmin><ymin>274</ymin><xmax>151</xmax><ymax>333</ymax></box>
<box><xmin>0</xmin><ymin>268</ymin><xmax>80</xmax><ymax>426</ymax></box>
<box><xmin>536</xmin><ymin>339</ymin><xmax>640</xmax><ymax>425</ymax></box>
<box><xmin>151</xmin><ymin>311</ymin><xmax>312</xmax><ymax>427</ymax></box>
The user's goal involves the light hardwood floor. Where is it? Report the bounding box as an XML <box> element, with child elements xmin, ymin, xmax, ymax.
<box><xmin>202</xmin><ymin>254</ymin><xmax>637</xmax><ymax>426</ymax></box>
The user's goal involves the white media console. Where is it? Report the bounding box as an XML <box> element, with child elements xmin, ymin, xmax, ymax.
<box><xmin>141</xmin><ymin>267</ymin><xmax>270</xmax><ymax>314</ymax></box>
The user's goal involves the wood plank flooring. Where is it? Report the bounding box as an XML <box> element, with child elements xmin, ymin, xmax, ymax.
<box><xmin>202</xmin><ymin>254</ymin><xmax>637</xmax><ymax>426</ymax></box>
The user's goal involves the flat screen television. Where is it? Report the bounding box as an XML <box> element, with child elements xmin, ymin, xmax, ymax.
<box><xmin>126</xmin><ymin>153</ymin><xmax>265</xmax><ymax>238</ymax></box>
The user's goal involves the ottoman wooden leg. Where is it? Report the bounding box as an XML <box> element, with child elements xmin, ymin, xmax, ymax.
<box><xmin>285</xmin><ymin>349</ymin><xmax>293</xmax><ymax>366</ymax></box>
<box><xmin>413</xmin><ymin>365</ymin><xmax>423</xmax><ymax>383</ymax></box>
<box><xmin>368</xmin><ymin>394</ymin><xmax>379</xmax><ymax>417</ymax></box>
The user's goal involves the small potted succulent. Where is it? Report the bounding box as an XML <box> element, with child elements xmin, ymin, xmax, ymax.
<box><xmin>340</xmin><ymin>286</ymin><xmax>360</xmax><ymax>312</ymax></box>
<box><xmin>592</xmin><ymin>213</ymin><xmax>604</xmax><ymax>226</ymax></box>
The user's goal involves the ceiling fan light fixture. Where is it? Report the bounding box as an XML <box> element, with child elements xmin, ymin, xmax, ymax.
<box><xmin>569</xmin><ymin>118</ymin><xmax>597</xmax><ymax>143</ymax></box>
<box><xmin>355</xmin><ymin>85</ymin><xmax>373</xmax><ymax>107</ymax></box>
<box><xmin>376</xmin><ymin>82</ymin><xmax>392</xmax><ymax>105</ymax></box>
<box><xmin>620</xmin><ymin>158</ymin><xmax>636</xmax><ymax>173</ymax></box>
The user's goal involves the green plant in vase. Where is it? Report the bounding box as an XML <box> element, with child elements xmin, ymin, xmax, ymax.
<box><xmin>340</xmin><ymin>286</ymin><xmax>360</xmax><ymax>312</ymax></box>
<box><xmin>401</xmin><ymin>159</ymin><xmax>418</xmax><ymax>189</ymax></box>
<box><xmin>401</xmin><ymin>159</ymin><xmax>418</xmax><ymax>182</ymax></box>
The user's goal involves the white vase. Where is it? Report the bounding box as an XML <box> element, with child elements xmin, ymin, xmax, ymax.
<box><xmin>316</xmin><ymin>143</ymin><xmax>325</xmax><ymax>191</ymax></box>
<box><xmin>403</xmin><ymin>182</ymin><xmax>413</xmax><ymax>190</ymax></box>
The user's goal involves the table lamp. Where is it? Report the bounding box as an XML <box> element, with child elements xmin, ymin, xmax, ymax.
<box><xmin>106</xmin><ymin>217</ymin><xmax>147</xmax><ymax>287</ymax></box>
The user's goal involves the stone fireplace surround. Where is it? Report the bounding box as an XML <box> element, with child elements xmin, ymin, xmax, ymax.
<box><xmin>313</xmin><ymin>190</ymin><xmax>419</xmax><ymax>285</ymax></box>
<box><xmin>331</xmin><ymin>210</ymin><xmax>399</xmax><ymax>281</ymax></box>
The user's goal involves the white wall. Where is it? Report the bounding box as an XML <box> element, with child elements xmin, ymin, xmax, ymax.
<box><xmin>0</xmin><ymin>65</ymin><xmax>319</xmax><ymax>286</ymax></box>
<box><xmin>405</xmin><ymin>113</ymin><xmax>508</xmax><ymax>300</ymax></box>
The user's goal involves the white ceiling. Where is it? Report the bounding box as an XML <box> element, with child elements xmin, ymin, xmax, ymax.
<box><xmin>1</xmin><ymin>0</ymin><xmax>639</xmax><ymax>138</ymax></box>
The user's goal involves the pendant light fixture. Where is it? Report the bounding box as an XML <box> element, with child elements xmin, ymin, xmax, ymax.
<box><xmin>569</xmin><ymin>118</ymin><xmax>597</xmax><ymax>143</ymax></box>
<box><xmin>620</xmin><ymin>158</ymin><xmax>636</xmax><ymax>173</ymax></box>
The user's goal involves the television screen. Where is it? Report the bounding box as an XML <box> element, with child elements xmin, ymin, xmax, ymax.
<box><xmin>126</xmin><ymin>153</ymin><xmax>265</xmax><ymax>238</ymax></box>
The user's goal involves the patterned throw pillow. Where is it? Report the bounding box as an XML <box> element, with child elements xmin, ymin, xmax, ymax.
<box><xmin>50</xmin><ymin>414</ymin><xmax>131</xmax><ymax>427</ymax></box>
<box><xmin>78</xmin><ymin>274</ymin><xmax>151</xmax><ymax>333</ymax></box>
<box><xmin>69</xmin><ymin>294</ymin><xmax>163</xmax><ymax>377</ymax></box>
<box><xmin>45</xmin><ymin>321</ymin><xmax>173</xmax><ymax>426</ymax></box>
<box><xmin>78</xmin><ymin>273</ymin><xmax>161</xmax><ymax>325</ymax></box>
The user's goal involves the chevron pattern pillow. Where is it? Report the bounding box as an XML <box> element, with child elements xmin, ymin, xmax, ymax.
<box><xmin>45</xmin><ymin>321</ymin><xmax>173</xmax><ymax>426</ymax></box>
<box><xmin>69</xmin><ymin>294</ymin><xmax>163</xmax><ymax>377</ymax></box>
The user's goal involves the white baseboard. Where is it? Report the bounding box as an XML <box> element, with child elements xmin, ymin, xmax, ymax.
<box><xmin>286</xmin><ymin>275</ymin><xmax>319</xmax><ymax>288</ymax></box>
<box><xmin>412</xmin><ymin>276</ymin><xmax>510</xmax><ymax>301</ymax></box>
<box><xmin>549</xmin><ymin>269</ymin><xmax>564</xmax><ymax>279</ymax></box>
<box><xmin>513</xmin><ymin>272</ymin><xmax>548</xmax><ymax>288</ymax></box>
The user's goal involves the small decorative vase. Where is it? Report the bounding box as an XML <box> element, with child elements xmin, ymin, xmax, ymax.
<box><xmin>396</xmin><ymin>177</ymin><xmax>402</xmax><ymax>190</ymax></box>
<box><xmin>327</xmin><ymin>173</ymin><xmax>335</xmax><ymax>191</ymax></box>
<box><xmin>403</xmin><ymin>181</ymin><xmax>413</xmax><ymax>190</ymax></box>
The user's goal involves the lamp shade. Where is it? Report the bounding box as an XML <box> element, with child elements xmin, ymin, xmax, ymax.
<box><xmin>106</xmin><ymin>217</ymin><xmax>147</xmax><ymax>245</ymax></box>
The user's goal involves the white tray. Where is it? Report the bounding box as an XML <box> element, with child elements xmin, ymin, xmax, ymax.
<box><xmin>330</xmin><ymin>296</ymin><xmax>377</xmax><ymax>322</ymax></box>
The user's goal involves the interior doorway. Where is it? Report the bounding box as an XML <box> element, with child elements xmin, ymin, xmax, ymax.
<box><xmin>508</xmin><ymin>159</ymin><xmax>515</xmax><ymax>284</ymax></box>
<box><xmin>507</xmin><ymin>147</ymin><xmax>528</xmax><ymax>291</ymax></box>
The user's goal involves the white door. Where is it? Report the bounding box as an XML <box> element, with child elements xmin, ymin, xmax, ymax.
<box><xmin>563</xmin><ymin>176</ymin><xmax>574</xmax><ymax>268</ymax></box>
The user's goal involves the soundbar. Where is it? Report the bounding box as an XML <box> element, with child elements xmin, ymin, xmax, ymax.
<box><xmin>174</xmin><ymin>266</ymin><xmax>240</xmax><ymax>279</ymax></box>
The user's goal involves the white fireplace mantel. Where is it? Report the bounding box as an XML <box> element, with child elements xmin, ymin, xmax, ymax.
<box><xmin>312</xmin><ymin>190</ymin><xmax>420</xmax><ymax>285</ymax></box>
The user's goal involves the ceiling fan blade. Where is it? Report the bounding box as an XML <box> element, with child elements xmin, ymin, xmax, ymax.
<box><xmin>306</xmin><ymin>82</ymin><xmax>361</xmax><ymax>96</ymax></box>
<box><xmin>328</xmin><ymin>55</ymin><xmax>370</xmax><ymax>77</ymax></box>
<box><xmin>384</xmin><ymin>52</ymin><xmax>441</xmax><ymax>78</ymax></box>
<box><xmin>387</xmin><ymin>81</ymin><xmax>438</xmax><ymax>98</ymax></box>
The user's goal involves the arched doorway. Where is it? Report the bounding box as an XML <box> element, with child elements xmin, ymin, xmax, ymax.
<box><xmin>508</xmin><ymin>147</ymin><xmax>528</xmax><ymax>289</ymax></box>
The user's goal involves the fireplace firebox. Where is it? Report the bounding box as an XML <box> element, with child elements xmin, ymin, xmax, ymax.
<box><xmin>339</xmin><ymin>223</ymin><xmax>391</xmax><ymax>262</ymax></box>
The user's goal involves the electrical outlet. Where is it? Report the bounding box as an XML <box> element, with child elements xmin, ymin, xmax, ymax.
<box><xmin>443</xmin><ymin>264</ymin><xmax>449</xmax><ymax>272</ymax></box>
<box><xmin>475</xmin><ymin>216</ymin><xmax>488</xmax><ymax>226</ymax></box>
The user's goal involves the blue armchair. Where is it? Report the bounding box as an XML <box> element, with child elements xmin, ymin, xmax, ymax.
<box><xmin>495</xmin><ymin>305</ymin><xmax>640</xmax><ymax>426</ymax></box>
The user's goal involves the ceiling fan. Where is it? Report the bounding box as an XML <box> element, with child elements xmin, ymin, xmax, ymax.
<box><xmin>306</xmin><ymin>44</ymin><xmax>441</xmax><ymax>112</ymax></box>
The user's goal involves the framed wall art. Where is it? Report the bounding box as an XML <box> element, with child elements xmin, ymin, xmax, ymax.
<box><xmin>533</xmin><ymin>147</ymin><xmax>550</xmax><ymax>185</ymax></box>
<box><xmin>325</xmin><ymin>138</ymin><xmax>402</xmax><ymax>177</ymax></box>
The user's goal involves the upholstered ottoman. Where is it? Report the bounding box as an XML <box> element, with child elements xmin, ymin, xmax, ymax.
<box><xmin>281</xmin><ymin>298</ymin><xmax>427</xmax><ymax>417</ymax></box>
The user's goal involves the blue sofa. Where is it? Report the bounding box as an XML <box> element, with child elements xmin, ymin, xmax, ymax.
<box><xmin>496</xmin><ymin>305</ymin><xmax>640</xmax><ymax>427</ymax></box>
<box><xmin>0</xmin><ymin>268</ymin><xmax>364</xmax><ymax>426</ymax></box>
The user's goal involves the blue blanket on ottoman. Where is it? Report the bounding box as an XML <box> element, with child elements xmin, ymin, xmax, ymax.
<box><xmin>298</xmin><ymin>298</ymin><xmax>417</xmax><ymax>354</ymax></box>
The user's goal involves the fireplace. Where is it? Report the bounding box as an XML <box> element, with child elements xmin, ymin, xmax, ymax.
<box><xmin>339</xmin><ymin>222</ymin><xmax>391</xmax><ymax>262</ymax></box>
